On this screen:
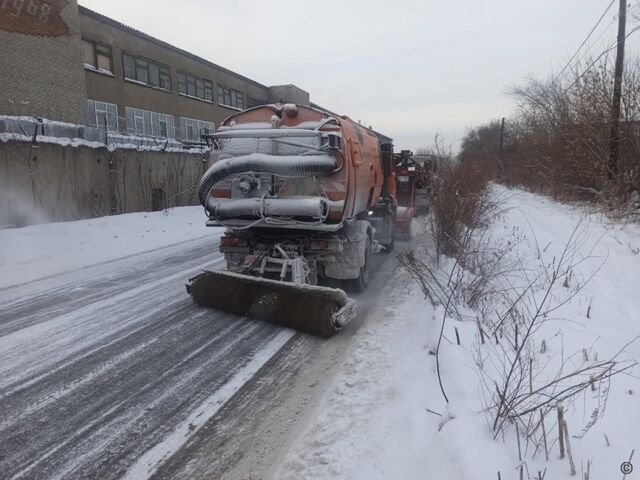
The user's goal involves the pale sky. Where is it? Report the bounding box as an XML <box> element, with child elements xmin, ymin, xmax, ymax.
<box><xmin>79</xmin><ymin>0</ymin><xmax>640</xmax><ymax>151</ymax></box>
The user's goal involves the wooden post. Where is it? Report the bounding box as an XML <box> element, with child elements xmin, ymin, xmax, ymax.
<box><xmin>557</xmin><ymin>404</ymin><xmax>565</xmax><ymax>458</ymax></box>
<box><xmin>516</xmin><ymin>421</ymin><xmax>522</xmax><ymax>461</ymax></box>
<box><xmin>498</xmin><ymin>117</ymin><xmax>505</xmax><ymax>181</ymax></box>
<box><xmin>563</xmin><ymin>420</ymin><xmax>576</xmax><ymax>475</ymax></box>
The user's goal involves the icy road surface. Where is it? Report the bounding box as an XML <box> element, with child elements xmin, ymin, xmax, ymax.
<box><xmin>0</xmin><ymin>232</ymin><xmax>395</xmax><ymax>479</ymax></box>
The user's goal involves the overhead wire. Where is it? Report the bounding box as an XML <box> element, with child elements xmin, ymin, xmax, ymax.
<box><xmin>556</xmin><ymin>0</ymin><xmax>617</xmax><ymax>80</ymax></box>
<box><xmin>566</xmin><ymin>23</ymin><xmax>640</xmax><ymax>90</ymax></box>
<box><xmin>554</xmin><ymin>1</ymin><xmax>640</xmax><ymax>90</ymax></box>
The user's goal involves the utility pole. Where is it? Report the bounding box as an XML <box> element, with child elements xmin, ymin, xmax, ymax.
<box><xmin>497</xmin><ymin>117</ymin><xmax>505</xmax><ymax>181</ymax></box>
<box><xmin>608</xmin><ymin>0</ymin><xmax>627</xmax><ymax>180</ymax></box>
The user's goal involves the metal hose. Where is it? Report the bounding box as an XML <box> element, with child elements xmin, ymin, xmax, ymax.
<box><xmin>198</xmin><ymin>153</ymin><xmax>338</xmax><ymax>207</ymax></box>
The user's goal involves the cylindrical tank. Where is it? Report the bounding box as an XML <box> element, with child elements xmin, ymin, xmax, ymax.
<box><xmin>202</xmin><ymin>104</ymin><xmax>384</xmax><ymax>227</ymax></box>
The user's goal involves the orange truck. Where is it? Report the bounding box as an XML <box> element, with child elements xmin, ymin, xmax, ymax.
<box><xmin>187</xmin><ymin>103</ymin><xmax>398</xmax><ymax>336</ymax></box>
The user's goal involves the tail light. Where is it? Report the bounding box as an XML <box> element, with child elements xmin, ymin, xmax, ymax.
<box><xmin>220</xmin><ymin>236</ymin><xmax>248</xmax><ymax>248</ymax></box>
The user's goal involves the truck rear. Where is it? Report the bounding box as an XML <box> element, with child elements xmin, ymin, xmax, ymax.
<box><xmin>187</xmin><ymin>103</ymin><xmax>396</xmax><ymax>336</ymax></box>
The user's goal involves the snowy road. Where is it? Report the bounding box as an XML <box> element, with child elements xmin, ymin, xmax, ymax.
<box><xmin>0</xmin><ymin>232</ymin><xmax>395</xmax><ymax>479</ymax></box>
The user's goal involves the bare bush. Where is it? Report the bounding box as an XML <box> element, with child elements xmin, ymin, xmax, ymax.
<box><xmin>427</xmin><ymin>138</ymin><xmax>494</xmax><ymax>258</ymax></box>
<box><xmin>398</xmin><ymin>139</ymin><xmax>497</xmax><ymax>402</ymax></box>
<box><xmin>459</xmin><ymin>54</ymin><xmax>640</xmax><ymax>215</ymax></box>
<box><xmin>401</xmin><ymin>194</ymin><xmax>637</xmax><ymax>468</ymax></box>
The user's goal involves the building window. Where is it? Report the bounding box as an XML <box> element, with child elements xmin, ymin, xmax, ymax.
<box><xmin>246</xmin><ymin>96</ymin><xmax>268</xmax><ymax>108</ymax></box>
<box><xmin>87</xmin><ymin>100</ymin><xmax>118</xmax><ymax>131</ymax></box>
<box><xmin>83</xmin><ymin>39</ymin><xmax>113</xmax><ymax>73</ymax></box>
<box><xmin>125</xmin><ymin>107</ymin><xmax>175</xmax><ymax>138</ymax></box>
<box><xmin>180</xmin><ymin>117</ymin><xmax>214</xmax><ymax>142</ymax></box>
<box><xmin>178</xmin><ymin>72</ymin><xmax>214</xmax><ymax>102</ymax></box>
<box><xmin>122</xmin><ymin>53</ymin><xmax>172</xmax><ymax>91</ymax></box>
<box><xmin>217</xmin><ymin>86</ymin><xmax>244</xmax><ymax>110</ymax></box>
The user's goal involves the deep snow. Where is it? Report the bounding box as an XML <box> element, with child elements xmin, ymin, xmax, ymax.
<box><xmin>275</xmin><ymin>185</ymin><xmax>640</xmax><ymax>479</ymax></box>
<box><xmin>2</xmin><ymin>187</ymin><xmax>638</xmax><ymax>479</ymax></box>
<box><xmin>0</xmin><ymin>206</ymin><xmax>220</xmax><ymax>289</ymax></box>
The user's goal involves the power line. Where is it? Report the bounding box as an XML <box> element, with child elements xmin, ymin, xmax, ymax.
<box><xmin>557</xmin><ymin>0</ymin><xmax>617</xmax><ymax>80</ymax></box>
<box><xmin>557</xmin><ymin>14</ymin><xmax>618</xmax><ymax>80</ymax></box>
<box><xmin>562</xmin><ymin>13</ymin><xmax>619</xmax><ymax>77</ymax></box>
<box><xmin>587</xmin><ymin>15</ymin><xmax>618</xmax><ymax>53</ymax></box>
<box><xmin>566</xmin><ymin>23</ymin><xmax>640</xmax><ymax>90</ymax></box>
<box><xmin>575</xmin><ymin>2</ymin><xmax>640</xmax><ymax>70</ymax></box>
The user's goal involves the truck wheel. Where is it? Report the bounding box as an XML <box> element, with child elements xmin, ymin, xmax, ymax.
<box><xmin>380</xmin><ymin>215</ymin><xmax>396</xmax><ymax>253</ymax></box>
<box><xmin>381</xmin><ymin>222</ymin><xmax>395</xmax><ymax>253</ymax></box>
<box><xmin>344</xmin><ymin>236</ymin><xmax>371</xmax><ymax>293</ymax></box>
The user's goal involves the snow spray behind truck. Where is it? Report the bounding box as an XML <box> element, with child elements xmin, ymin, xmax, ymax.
<box><xmin>186</xmin><ymin>103</ymin><xmax>398</xmax><ymax>337</ymax></box>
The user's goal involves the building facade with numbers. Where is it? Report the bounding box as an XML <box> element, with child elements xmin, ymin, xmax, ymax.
<box><xmin>0</xmin><ymin>0</ymin><xmax>310</xmax><ymax>143</ymax></box>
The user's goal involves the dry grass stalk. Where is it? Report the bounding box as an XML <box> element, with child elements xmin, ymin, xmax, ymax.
<box><xmin>540</xmin><ymin>410</ymin><xmax>549</xmax><ymax>461</ymax></box>
<box><xmin>477</xmin><ymin>316</ymin><xmax>486</xmax><ymax>344</ymax></box>
<box><xmin>562</xmin><ymin>419</ymin><xmax>576</xmax><ymax>476</ymax></box>
<box><xmin>558</xmin><ymin>404</ymin><xmax>565</xmax><ymax>459</ymax></box>
<box><xmin>583</xmin><ymin>459</ymin><xmax>591</xmax><ymax>480</ymax></box>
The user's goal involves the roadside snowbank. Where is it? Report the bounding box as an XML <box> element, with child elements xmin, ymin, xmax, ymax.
<box><xmin>276</xmin><ymin>185</ymin><xmax>640</xmax><ymax>479</ymax></box>
<box><xmin>275</xmin><ymin>266</ymin><xmax>515</xmax><ymax>479</ymax></box>
<box><xmin>0</xmin><ymin>207</ymin><xmax>220</xmax><ymax>289</ymax></box>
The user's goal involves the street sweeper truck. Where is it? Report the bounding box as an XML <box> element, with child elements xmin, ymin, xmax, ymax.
<box><xmin>186</xmin><ymin>103</ymin><xmax>397</xmax><ymax>337</ymax></box>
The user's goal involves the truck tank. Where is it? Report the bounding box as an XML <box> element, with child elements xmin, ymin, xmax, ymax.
<box><xmin>198</xmin><ymin>103</ymin><xmax>384</xmax><ymax>228</ymax></box>
<box><xmin>187</xmin><ymin>103</ymin><xmax>396</xmax><ymax>337</ymax></box>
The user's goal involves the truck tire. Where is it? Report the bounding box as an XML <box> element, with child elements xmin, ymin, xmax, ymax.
<box><xmin>344</xmin><ymin>236</ymin><xmax>371</xmax><ymax>293</ymax></box>
<box><xmin>381</xmin><ymin>222</ymin><xmax>395</xmax><ymax>253</ymax></box>
<box><xmin>381</xmin><ymin>215</ymin><xmax>396</xmax><ymax>253</ymax></box>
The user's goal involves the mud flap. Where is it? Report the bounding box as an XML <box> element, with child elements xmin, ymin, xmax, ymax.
<box><xmin>186</xmin><ymin>270</ymin><xmax>357</xmax><ymax>338</ymax></box>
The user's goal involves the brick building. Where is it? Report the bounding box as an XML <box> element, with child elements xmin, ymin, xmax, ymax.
<box><xmin>0</xmin><ymin>0</ymin><xmax>88</xmax><ymax>123</ymax></box>
<box><xmin>0</xmin><ymin>1</ymin><xmax>311</xmax><ymax>143</ymax></box>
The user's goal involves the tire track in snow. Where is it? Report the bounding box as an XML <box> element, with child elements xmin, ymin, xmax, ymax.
<box><xmin>0</xmin><ymin>236</ymin><xmax>294</xmax><ymax>480</ymax></box>
<box><xmin>0</xmin><ymin>237</ymin><xmax>219</xmax><ymax>336</ymax></box>
<box><xmin>0</xmin><ymin>256</ymin><xmax>225</xmax><ymax>390</ymax></box>
<box><xmin>121</xmin><ymin>329</ymin><xmax>295</xmax><ymax>480</ymax></box>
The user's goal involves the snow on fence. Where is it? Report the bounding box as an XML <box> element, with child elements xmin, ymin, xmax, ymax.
<box><xmin>0</xmin><ymin>115</ymin><xmax>209</xmax><ymax>153</ymax></box>
<box><xmin>0</xmin><ymin>130</ymin><xmax>209</xmax><ymax>227</ymax></box>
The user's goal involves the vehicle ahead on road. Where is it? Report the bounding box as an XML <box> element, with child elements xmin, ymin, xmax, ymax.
<box><xmin>187</xmin><ymin>103</ymin><xmax>401</xmax><ymax>337</ymax></box>
<box><xmin>394</xmin><ymin>149</ymin><xmax>433</xmax><ymax>238</ymax></box>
